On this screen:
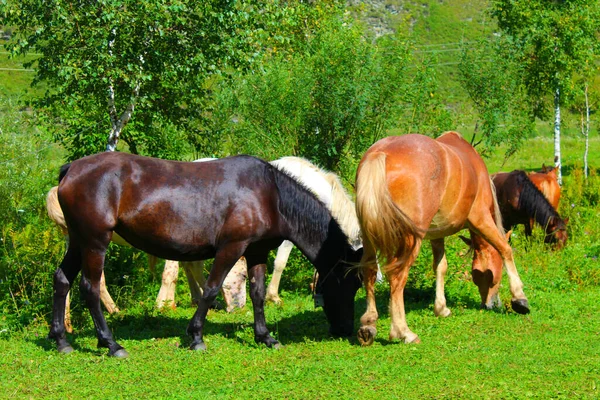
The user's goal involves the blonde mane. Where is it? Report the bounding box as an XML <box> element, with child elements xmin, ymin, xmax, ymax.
<box><xmin>272</xmin><ymin>157</ymin><xmax>362</xmax><ymax>249</ymax></box>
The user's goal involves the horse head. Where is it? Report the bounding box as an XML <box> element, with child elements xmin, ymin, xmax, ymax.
<box><xmin>318</xmin><ymin>247</ymin><xmax>363</xmax><ymax>337</ymax></box>
<box><xmin>545</xmin><ymin>217</ymin><xmax>568</xmax><ymax>249</ymax></box>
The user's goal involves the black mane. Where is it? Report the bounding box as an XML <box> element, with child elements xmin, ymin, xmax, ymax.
<box><xmin>268</xmin><ymin>163</ymin><xmax>350</xmax><ymax>248</ymax></box>
<box><xmin>514</xmin><ymin>170</ymin><xmax>565</xmax><ymax>230</ymax></box>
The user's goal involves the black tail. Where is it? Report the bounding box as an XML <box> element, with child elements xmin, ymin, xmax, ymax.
<box><xmin>58</xmin><ymin>163</ymin><xmax>71</xmax><ymax>183</ymax></box>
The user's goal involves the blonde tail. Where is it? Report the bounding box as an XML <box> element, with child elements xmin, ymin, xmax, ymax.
<box><xmin>46</xmin><ymin>186</ymin><xmax>68</xmax><ymax>235</ymax></box>
<box><xmin>489</xmin><ymin>177</ymin><xmax>506</xmax><ymax>236</ymax></box>
<box><xmin>356</xmin><ymin>152</ymin><xmax>420</xmax><ymax>273</ymax></box>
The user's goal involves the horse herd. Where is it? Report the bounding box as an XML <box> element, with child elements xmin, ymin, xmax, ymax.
<box><xmin>46</xmin><ymin>132</ymin><xmax>567</xmax><ymax>357</ymax></box>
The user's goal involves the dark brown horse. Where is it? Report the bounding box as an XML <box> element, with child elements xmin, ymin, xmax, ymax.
<box><xmin>49</xmin><ymin>152</ymin><xmax>362</xmax><ymax>357</ymax></box>
<box><xmin>355</xmin><ymin>132</ymin><xmax>529</xmax><ymax>346</ymax></box>
<box><xmin>492</xmin><ymin>170</ymin><xmax>568</xmax><ymax>248</ymax></box>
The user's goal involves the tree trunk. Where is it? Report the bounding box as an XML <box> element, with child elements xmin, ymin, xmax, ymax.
<box><xmin>553</xmin><ymin>87</ymin><xmax>562</xmax><ymax>185</ymax></box>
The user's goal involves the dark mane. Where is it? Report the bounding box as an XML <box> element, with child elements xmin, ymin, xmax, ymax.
<box><xmin>268</xmin><ymin>163</ymin><xmax>349</xmax><ymax>247</ymax></box>
<box><xmin>514</xmin><ymin>170</ymin><xmax>565</xmax><ymax>230</ymax></box>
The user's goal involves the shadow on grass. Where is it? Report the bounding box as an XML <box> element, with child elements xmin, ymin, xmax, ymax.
<box><xmin>34</xmin><ymin>283</ymin><xmax>502</xmax><ymax>353</ymax></box>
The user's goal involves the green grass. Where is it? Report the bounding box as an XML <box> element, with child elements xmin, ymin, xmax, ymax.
<box><xmin>1</xmin><ymin>6</ymin><xmax>599</xmax><ymax>397</ymax></box>
<box><xmin>1</xmin><ymin>135</ymin><xmax>599</xmax><ymax>398</ymax></box>
<box><xmin>1</xmin><ymin>282</ymin><xmax>599</xmax><ymax>398</ymax></box>
<box><xmin>0</xmin><ymin>47</ymin><xmax>43</xmax><ymax>100</ymax></box>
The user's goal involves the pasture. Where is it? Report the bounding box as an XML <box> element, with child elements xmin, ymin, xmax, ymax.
<box><xmin>1</xmin><ymin>133</ymin><xmax>599</xmax><ymax>398</ymax></box>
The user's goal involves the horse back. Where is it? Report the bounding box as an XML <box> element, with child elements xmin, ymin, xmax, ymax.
<box><xmin>57</xmin><ymin>152</ymin><xmax>280</xmax><ymax>261</ymax></box>
<box><xmin>528</xmin><ymin>171</ymin><xmax>561</xmax><ymax>210</ymax></box>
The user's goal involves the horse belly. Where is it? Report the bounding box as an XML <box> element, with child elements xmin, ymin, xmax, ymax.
<box><xmin>424</xmin><ymin>211</ymin><xmax>464</xmax><ymax>240</ymax></box>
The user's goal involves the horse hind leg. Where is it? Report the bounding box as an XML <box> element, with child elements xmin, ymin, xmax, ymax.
<box><xmin>388</xmin><ymin>239</ymin><xmax>422</xmax><ymax>344</ymax></box>
<box><xmin>187</xmin><ymin>242</ymin><xmax>248</xmax><ymax>351</ymax></box>
<box><xmin>99</xmin><ymin>270</ymin><xmax>119</xmax><ymax>313</ymax></box>
<box><xmin>182</xmin><ymin>260</ymin><xmax>206</xmax><ymax>306</ymax></box>
<box><xmin>49</xmin><ymin>243</ymin><xmax>82</xmax><ymax>353</ymax></box>
<box><xmin>357</xmin><ymin>241</ymin><xmax>380</xmax><ymax>346</ymax></box>
<box><xmin>266</xmin><ymin>240</ymin><xmax>294</xmax><ymax>304</ymax></box>
<box><xmin>246</xmin><ymin>253</ymin><xmax>279</xmax><ymax>348</ymax></box>
<box><xmin>79</xmin><ymin>245</ymin><xmax>128</xmax><ymax>358</ymax></box>
<box><xmin>431</xmin><ymin>239</ymin><xmax>451</xmax><ymax>317</ymax></box>
<box><xmin>156</xmin><ymin>260</ymin><xmax>180</xmax><ymax>309</ymax></box>
<box><xmin>221</xmin><ymin>257</ymin><xmax>247</xmax><ymax>312</ymax></box>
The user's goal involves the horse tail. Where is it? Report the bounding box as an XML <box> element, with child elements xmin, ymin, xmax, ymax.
<box><xmin>58</xmin><ymin>163</ymin><xmax>71</xmax><ymax>183</ymax></box>
<box><xmin>356</xmin><ymin>152</ymin><xmax>420</xmax><ymax>273</ymax></box>
<box><xmin>488</xmin><ymin>177</ymin><xmax>505</xmax><ymax>236</ymax></box>
<box><xmin>46</xmin><ymin>186</ymin><xmax>68</xmax><ymax>235</ymax></box>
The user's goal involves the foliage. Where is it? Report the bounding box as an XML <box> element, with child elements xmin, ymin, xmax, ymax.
<box><xmin>1</xmin><ymin>0</ymin><xmax>341</xmax><ymax>160</ymax></box>
<box><xmin>211</xmin><ymin>15</ymin><xmax>453</xmax><ymax>172</ymax></box>
<box><xmin>491</xmin><ymin>0</ymin><xmax>600</xmax><ymax>118</ymax></box>
<box><xmin>458</xmin><ymin>37</ymin><xmax>534</xmax><ymax>159</ymax></box>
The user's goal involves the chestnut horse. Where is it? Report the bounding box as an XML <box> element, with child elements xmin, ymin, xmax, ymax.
<box><xmin>355</xmin><ymin>132</ymin><xmax>529</xmax><ymax>346</ymax></box>
<box><xmin>49</xmin><ymin>153</ymin><xmax>362</xmax><ymax>357</ymax></box>
<box><xmin>529</xmin><ymin>165</ymin><xmax>561</xmax><ymax>210</ymax></box>
<box><xmin>492</xmin><ymin>170</ymin><xmax>568</xmax><ymax>248</ymax></box>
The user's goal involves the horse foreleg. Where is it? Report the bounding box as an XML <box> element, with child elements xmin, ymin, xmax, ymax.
<box><xmin>187</xmin><ymin>243</ymin><xmax>247</xmax><ymax>351</ymax></box>
<box><xmin>80</xmin><ymin>247</ymin><xmax>127</xmax><ymax>358</ymax></box>
<box><xmin>156</xmin><ymin>260</ymin><xmax>179</xmax><ymax>309</ymax></box>
<box><xmin>431</xmin><ymin>239</ymin><xmax>451</xmax><ymax>317</ymax></box>
<box><xmin>182</xmin><ymin>260</ymin><xmax>206</xmax><ymax>306</ymax></box>
<box><xmin>265</xmin><ymin>241</ymin><xmax>294</xmax><ymax>304</ymax></box>
<box><xmin>471</xmin><ymin>219</ymin><xmax>529</xmax><ymax>314</ymax></box>
<box><xmin>388</xmin><ymin>240</ymin><xmax>422</xmax><ymax>344</ymax></box>
<box><xmin>221</xmin><ymin>257</ymin><xmax>247</xmax><ymax>312</ymax></box>
<box><xmin>357</xmin><ymin>242</ymin><xmax>379</xmax><ymax>346</ymax></box>
<box><xmin>49</xmin><ymin>244</ymin><xmax>81</xmax><ymax>353</ymax></box>
<box><xmin>266</xmin><ymin>240</ymin><xmax>294</xmax><ymax>304</ymax></box>
<box><xmin>246</xmin><ymin>254</ymin><xmax>279</xmax><ymax>348</ymax></box>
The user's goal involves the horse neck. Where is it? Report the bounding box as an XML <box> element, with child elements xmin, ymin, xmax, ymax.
<box><xmin>517</xmin><ymin>172</ymin><xmax>564</xmax><ymax>232</ymax></box>
<box><xmin>273</xmin><ymin>157</ymin><xmax>362</xmax><ymax>249</ymax></box>
<box><xmin>272</xmin><ymin>167</ymin><xmax>353</xmax><ymax>271</ymax></box>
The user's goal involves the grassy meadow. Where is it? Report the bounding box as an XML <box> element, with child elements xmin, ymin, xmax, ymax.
<box><xmin>1</xmin><ymin>124</ymin><xmax>599</xmax><ymax>398</ymax></box>
<box><xmin>1</xmin><ymin>8</ymin><xmax>600</xmax><ymax>399</ymax></box>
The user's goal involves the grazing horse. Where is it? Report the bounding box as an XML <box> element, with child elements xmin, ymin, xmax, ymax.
<box><xmin>49</xmin><ymin>153</ymin><xmax>362</xmax><ymax>357</ymax></box>
<box><xmin>355</xmin><ymin>132</ymin><xmax>529</xmax><ymax>346</ymax></box>
<box><xmin>46</xmin><ymin>156</ymin><xmax>363</xmax><ymax>321</ymax></box>
<box><xmin>492</xmin><ymin>170</ymin><xmax>568</xmax><ymax>248</ymax></box>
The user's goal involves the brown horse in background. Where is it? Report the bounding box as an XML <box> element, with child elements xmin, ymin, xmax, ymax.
<box><xmin>49</xmin><ymin>153</ymin><xmax>362</xmax><ymax>357</ymax></box>
<box><xmin>492</xmin><ymin>170</ymin><xmax>568</xmax><ymax>248</ymax></box>
<box><xmin>355</xmin><ymin>132</ymin><xmax>529</xmax><ymax>346</ymax></box>
<box><xmin>528</xmin><ymin>165</ymin><xmax>562</xmax><ymax>236</ymax></box>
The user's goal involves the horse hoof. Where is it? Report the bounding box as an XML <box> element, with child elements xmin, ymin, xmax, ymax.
<box><xmin>434</xmin><ymin>307</ymin><xmax>451</xmax><ymax>318</ymax></box>
<box><xmin>405</xmin><ymin>336</ymin><xmax>421</xmax><ymax>344</ymax></box>
<box><xmin>58</xmin><ymin>345</ymin><xmax>74</xmax><ymax>354</ymax></box>
<box><xmin>511</xmin><ymin>299</ymin><xmax>530</xmax><ymax>315</ymax></box>
<box><xmin>111</xmin><ymin>349</ymin><xmax>129</xmax><ymax>358</ymax></box>
<box><xmin>357</xmin><ymin>326</ymin><xmax>377</xmax><ymax>346</ymax></box>
<box><xmin>270</xmin><ymin>342</ymin><xmax>282</xmax><ymax>350</ymax></box>
<box><xmin>190</xmin><ymin>342</ymin><xmax>207</xmax><ymax>351</ymax></box>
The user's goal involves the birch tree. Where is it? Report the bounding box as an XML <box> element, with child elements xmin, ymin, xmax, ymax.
<box><xmin>491</xmin><ymin>0</ymin><xmax>600</xmax><ymax>184</ymax></box>
<box><xmin>1</xmin><ymin>0</ymin><xmax>268</xmax><ymax>159</ymax></box>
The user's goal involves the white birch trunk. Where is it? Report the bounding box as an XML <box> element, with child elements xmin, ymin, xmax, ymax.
<box><xmin>553</xmin><ymin>87</ymin><xmax>562</xmax><ymax>185</ymax></box>
<box><xmin>105</xmin><ymin>27</ymin><xmax>142</xmax><ymax>152</ymax></box>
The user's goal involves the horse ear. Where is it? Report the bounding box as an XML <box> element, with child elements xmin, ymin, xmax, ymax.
<box><xmin>505</xmin><ymin>230</ymin><xmax>513</xmax><ymax>241</ymax></box>
<box><xmin>458</xmin><ymin>235</ymin><xmax>472</xmax><ymax>247</ymax></box>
